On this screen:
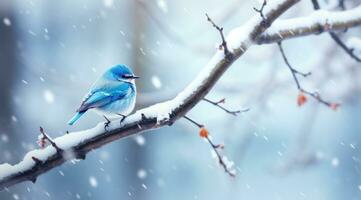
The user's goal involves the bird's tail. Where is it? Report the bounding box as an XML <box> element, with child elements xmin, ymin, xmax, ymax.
<box><xmin>68</xmin><ymin>112</ymin><xmax>85</xmax><ymax>125</ymax></box>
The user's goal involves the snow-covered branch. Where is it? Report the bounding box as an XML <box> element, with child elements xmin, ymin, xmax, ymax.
<box><xmin>257</xmin><ymin>5</ymin><xmax>361</xmax><ymax>44</ymax></box>
<box><xmin>2</xmin><ymin>0</ymin><xmax>361</xmax><ymax>190</ymax></box>
<box><xmin>0</xmin><ymin>0</ymin><xmax>301</xmax><ymax>189</ymax></box>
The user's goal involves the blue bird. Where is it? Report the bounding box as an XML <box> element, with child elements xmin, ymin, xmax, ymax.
<box><xmin>68</xmin><ymin>64</ymin><xmax>139</xmax><ymax>127</ymax></box>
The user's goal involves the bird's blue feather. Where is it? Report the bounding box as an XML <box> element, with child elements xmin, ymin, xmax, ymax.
<box><xmin>68</xmin><ymin>112</ymin><xmax>85</xmax><ymax>125</ymax></box>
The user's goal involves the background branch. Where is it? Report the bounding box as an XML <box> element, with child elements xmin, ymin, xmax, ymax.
<box><xmin>277</xmin><ymin>41</ymin><xmax>337</xmax><ymax>107</ymax></box>
<box><xmin>310</xmin><ymin>0</ymin><xmax>361</xmax><ymax>62</ymax></box>
<box><xmin>257</xmin><ymin>5</ymin><xmax>361</xmax><ymax>44</ymax></box>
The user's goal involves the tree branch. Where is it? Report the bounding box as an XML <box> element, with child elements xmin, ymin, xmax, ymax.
<box><xmin>3</xmin><ymin>0</ymin><xmax>361</xmax><ymax>190</ymax></box>
<box><xmin>206</xmin><ymin>13</ymin><xmax>233</xmax><ymax>59</ymax></box>
<box><xmin>309</xmin><ymin>0</ymin><xmax>361</xmax><ymax>62</ymax></box>
<box><xmin>257</xmin><ymin>5</ymin><xmax>361</xmax><ymax>44</ymax></box>
<box><xmin>203</xmin><ymin>98</ymin><xmax>249</xmax><ymax>116</ymax></box>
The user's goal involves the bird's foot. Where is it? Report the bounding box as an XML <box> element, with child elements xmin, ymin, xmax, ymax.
<box><xmin>103</xmin><ymin>116</ymin><xmax>111</xmax><ymax>131</ymax></box>
<box><xmin>117</xmin><ymin>114</ymin><xmax>127</xmax><ymax>125</ymax></box>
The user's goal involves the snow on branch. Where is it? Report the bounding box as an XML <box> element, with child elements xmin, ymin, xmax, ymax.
<box><xmin>257</xmin><ymin>5</ymin><xmax>361</xmax><ymax>44</ymax></box>
<box><xmin>1</xmin><ymin>0</ymin><xmax>361</xmax><ymax>190</ymax></box>
<box><xmin>310</xmin><ymin>0</ymin><xmax>361</xmax><ymax>62</ymax></box>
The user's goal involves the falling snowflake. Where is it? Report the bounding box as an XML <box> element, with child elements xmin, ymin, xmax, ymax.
<box><xmin>137</xmin><ymin>169</ymin><xmax>147</xmax><ymax>179</ymax></box>
<box><xmin>331</xmin><ymin>157</ymin><xmax>339</xmax><ymax>167</ymax></box>
<box><xmin>1</xmin><ymin>134</ymin><xmax>9</xmax><ymax>143</ymax></box>
<box><xmin>89</xmin><ymin>176</ymin><xmax>98</xmax><ymax>188</ymax></box>
<box><xmin>12</xmin><ymin>194</ymin><xmax>19</xmax><ymax>200</ymax></box>
<box><xmin>103</xmin><ymin>0</ymin><xmax>114</xmax><ymax>8</ymax></box>
<box><xmin>151</xmin><ymin>76</ymin><xmax>162</xmax><ymax>89</ymax></box>
<box><xmin>3</xmin><ymin>17</ymin><xmax>11</xmax><ymax>26</ymax></box>
<box><xmin>11</xmin><ymin>115</ymin><xmax>17</xmax><ymax>122</ymax></box>
<box><xmin>43</xmin><ymin>89</ymin><xmax>55</xmax><ymax>104</ymax></box>
<box><xmin>157</xmin><ymin>0</ymin><xmax>168</xmax><ymax>13</ymax></box>
<box><xmin>135</xmin><ymin>135</ymin><xmax>146</xmax><ymax>146</ymax></box>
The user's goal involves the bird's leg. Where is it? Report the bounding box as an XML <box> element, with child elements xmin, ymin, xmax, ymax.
<box><xmin>117</xmin><ymin>113</ymin><xmax>127</xmax><ymax>125</ymax></box>
<box><xmin>103</xmin><ymin>115</ymin><xmax>111</xmax><ymax>131</ymax></box>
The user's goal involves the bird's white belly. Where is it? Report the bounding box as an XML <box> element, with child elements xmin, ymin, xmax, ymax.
<box><xmin>94</xmin><ymin>95</ymin><xmax>136</xmax><ymax>119</ymax></box>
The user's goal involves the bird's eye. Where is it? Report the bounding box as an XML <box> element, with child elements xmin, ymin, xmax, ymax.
<box><xmin>122</xmin><ymin>74</ymin><xmax>131</xmax><ymax>79</ymax></box>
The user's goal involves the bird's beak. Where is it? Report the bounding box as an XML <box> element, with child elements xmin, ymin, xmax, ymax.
<box><xmin>132</xmin><ymin>75</ymin><xmax>140</xmax><ymax>79</ymax></box>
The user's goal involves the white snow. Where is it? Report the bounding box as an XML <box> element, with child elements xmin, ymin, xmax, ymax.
<box><xmin>331</xmin><ymin>157</ymin><xmax>339</xmax><ymax>167</ymax></box>
<box><xmin>89</xmin><ymin>176</ymin><xmax>98</xmax><ymax>188</ymax></box>
<box><xmin>1</xmin><ymin>134</ymin><xmax>9</xmax><ymax>143</ymax></box>
<box><xmin>151</xmin><ymin>76</ymin><xmax>162</xmax><ymax>89</ymax></box>
<box><xmin>11</xmin><ymin>115</ymin><xmax>17</xmax><ymax>122</ymax></box>
<box><xmin>3</xmin><ymin>18</ymin><xmax>11</xmax><ymax>26</ymax></box>
<box><xmin>137</xmin><ymin>169</ymin><xmax>147</xmax><ymax>179</ymax></box>
<box><xmin>134</xmin><ymin>135</ymin><xmax>146</xmax><ymax>146</ymax></box>
<box><xmin>43</xmin><ymin>89</ymin><xmax>55</xmax><ymax>104</ymax></box>
<box><xmin>59</xmin><ymin>170</ymin><xmax>65</xmax><ymax>176</ymax></box>
<box><xmin>227</xmin><ymin>0</ymin><xmax>289</xmax><ymax>50</ymax></box>
<box><xmin>265</xmin><ymin>5</ymin><xmax>361</xmax><ymax>37</ymax></box>
<box><xmin>12</xmin><ymin>194</ymin><xmax>19</xmax><ymax>200</ymax></box>
<box><xmin>0</xmin><ymin>122</ymin><xmax>106</xmax><ymax>180</ymax></box>
<box><xmin>103</xmin><ymin>0</ymin><xmax>114</xmax><ymax>8</ymax></box>
<box><xmin>157</xmin><ymin>0</ymin><xmax>168</xmax><ymax>13</ymax></box>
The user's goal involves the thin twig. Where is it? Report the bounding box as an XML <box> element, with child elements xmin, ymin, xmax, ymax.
<box><xmin>183</xmin><ymin>116</ymin><xmax>203</xmax><ymax>128</ymax></box>
<box><xmin>329</xmin><ymin>32</ymin><xmax>361</xmax><ymax>62</ymax></box>
<box><xmin>277</xmin><ymin>42</ymin><xmax>336</xmax><ymax>107</ymax></box>
<box><xmin>205</xmin><ymin>13</ymin><xmax>233</xmax><ymax>59</ymax></box>
<box><xmin>39</xmin><ymin>127</ymin><xmax>63</xmax><ymax>154</ymax></box>
<box><xmin>183</xmin><ymin>116</ymin><xmax>236</xmax><ymax>177</ymax></box>
<box><xmin>339</xmin><ymin>0</ymin><xmax>346</xmax><ymax>10</ymax></box>
<box><xmin>253</xmin><ymin>0</ymin><xmax>270</xmax><ymax>28</ymax></box>
<box><xmin>31</xmin><ymin>157</ymin><xmax>42</xmax><ymax>165</ymax></box>
<box><xmin>205</xmin><ymin>136</ymin><xmax>235</xmax><ymax>177</ymax></box>
<box><xmin>254</xmin><ymin>0</ymin><xmax>267</xmax><ymax>20</ymax></box>
<box><xmin>203</xmin><ymin>98</ymin><xmax>249</xmax><ymax>116</ymax></box>
<box><xmin>310</xmin><ymin>0</ymin><xmax>320</xmax><ymax>9</ymax></box>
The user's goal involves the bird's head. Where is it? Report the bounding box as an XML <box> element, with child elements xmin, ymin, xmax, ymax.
<box><xmin>105</xmin><ymin>64</ymin><xmax>140</xmax><ymax>83</ymax></box>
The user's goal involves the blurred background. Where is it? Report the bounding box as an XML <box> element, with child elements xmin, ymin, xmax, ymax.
<box><xmin>1</xmin><ymin>0</ymin><xmax>361</xmax><ymax>199</ymax></box>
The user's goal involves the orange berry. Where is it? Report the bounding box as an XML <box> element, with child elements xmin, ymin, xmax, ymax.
<box><xmin>297</xmin><ymin>92</ymin><xmax>307</xmax><ymax>106</ymax></box>
<box><xmin>330</xmin><ymin>103</ymin><xmax>340</xmax><ymax>111</ymax></box>
<box><xmin>199</xmin><ymin>127</ymin><xmax>209</xmax><ymax>138</ymax></box>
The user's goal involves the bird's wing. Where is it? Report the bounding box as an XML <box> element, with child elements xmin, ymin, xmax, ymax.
<box><xmin>77</xmin><ymin>84</ymin><xmax>130</xmax><ymax>112</ymax></box>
